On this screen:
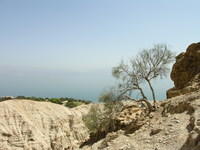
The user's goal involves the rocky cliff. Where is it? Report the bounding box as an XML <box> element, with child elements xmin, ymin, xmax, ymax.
<box><xmin>0</xmin><ymin>99</ymin><xmax>90</xmax><ymax>150</ymax></box>
<box><xmin>167</xmin><ymin>42</ymin><xmax>200</xmax><ymax>98</ymax></box>
<box><xmin>1</xmin><ymin>93</ymin><xmax>200</xmax><ymax>150</ymax></box>
<box><xmin>82</xmin><ymin>91</ymin><xmax>200</xmax><ymax>150</ymax></box>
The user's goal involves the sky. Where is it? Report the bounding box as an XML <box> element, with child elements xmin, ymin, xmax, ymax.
<box><xmin>0</xmin><ymin>0</ymin><xmax>200</xmax><ymax>101</ymax></box>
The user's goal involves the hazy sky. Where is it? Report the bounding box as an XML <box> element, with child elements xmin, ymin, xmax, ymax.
<box><xmin>0</xmin><ymin>0</ymin><xmax>200</xmax><ymax>101</ymax></box>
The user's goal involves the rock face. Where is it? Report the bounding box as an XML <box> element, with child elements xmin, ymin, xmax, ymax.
<box><xmin>115</xmin><ymin>102</ymin><xmax>147</xmax><ymax>133</ymax></box>
<box><xmin>1</xmin><ymin>92</ymin><xmax>200</xmax><ymax>150</ymax></box>
<box><xmin>167</xmin><ymin>42</ymin><xmax>200</xmax><ymax>98</ymax></box>
<box><xmin>0</xmin><ymin>99</ymin><xmax>90</xmax><ymax>150</ymax></box>
<box><xmin>162</xmin><ymin>92</ymin><xmax>200</xmax><ymax>150</ymax></box>
<box><xmin>82</xmin><ymin>91</ymin><xmax>200</xmax><ymax>150</ymax></box>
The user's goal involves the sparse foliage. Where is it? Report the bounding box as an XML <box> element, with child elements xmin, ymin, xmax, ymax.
<box><xmin>83</xmin><ymin>90</ymin><xmax>123</xmax><ymax>144</ymax></box>
<box><xmin>83</xmin><ymin>105</ymin><xmax>105</xmax><ymax>137</ymax></box>
<box><xmin>112</xmin><ymin>44</ymin><xmax>175</xmax><ymax>105</ymax></box>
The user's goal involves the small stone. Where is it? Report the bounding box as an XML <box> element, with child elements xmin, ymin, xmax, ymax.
<box><xmin>165</xmin><ymin>131</ymin><xmax>169</xmax><ymax>135</ymax></box>
<box><xmin>163</xmin><ymin>141</ymin><xmax>166</xmax><ymax>144</ymax></box>
<box><xmin>149</xmin><ymin>114</ymin><xmax>153</xmax><ymax>118</ymax></box>
<box><xmin>145</xmin><ymin>140</ymin><xmax>150</xmax><ymax>143</ymax></box>
<box><xmin>150</xmin><ymin>129</ymin><xmax>162</xmax><ymax>136</ymax></box>
<box><xmin>196</xmin><ymin>119</ymin><xmax>200</xmax><ymax>126</ymax></box>
<box><xmin>168</xmin><ymin>124</ymin><xmax>173</xmax><ymax>126</ymax></box>
<box><xmin>174</xmin><ymin>120</ymin><xmax>180</xmax><ymax>123</ymax></box>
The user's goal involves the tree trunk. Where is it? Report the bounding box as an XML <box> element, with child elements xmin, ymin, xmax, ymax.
<box><xmin>137</xmin><ymin>99</ymin><xmax>154</xmax><ymax>114</ymax></box>
<box><xmin>123</xmin><ymin>96</ymin><xmax>154</xmax><ymax>114</ymax></box>
<box><xmin>146</xmin><ymin>79</ymin><xmax>156</xmax><ymax>105</ymax></box>
<box><xmin>138</xmin><ymin>87</ymin><xmax>147</xmax><ymax>100</ymax></box>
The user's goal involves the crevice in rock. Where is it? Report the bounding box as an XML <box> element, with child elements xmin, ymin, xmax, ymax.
<box><xmin>179</xmin><ymin>132</ymin><xmax>200</xmax><ymax>150</ymax></box>
<box><xmin>187</xmin><ymin>116</ymin><xmax>195</xmax><ymax>132</ymax></box>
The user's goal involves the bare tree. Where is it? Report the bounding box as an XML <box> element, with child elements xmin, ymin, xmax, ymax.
<box><xmin>112</xmin><ymin>60</ymin><xmax>147</xmax><ymax>100</ymax></box>
<box><xmin>112</xmin><ymin>44</ymin><xmax>175</xmax><ymax>105</ymax></box>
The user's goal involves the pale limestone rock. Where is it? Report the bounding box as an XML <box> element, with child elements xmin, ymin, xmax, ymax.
<box><xmin>0</xmin><ymin>99</ymin><xmax>90</xmax><ymax>150</ymax></box>
<box><xmin>2</xmin><ymin>91</ymin><xmax>200</xmax><ymax>150</ymax></box>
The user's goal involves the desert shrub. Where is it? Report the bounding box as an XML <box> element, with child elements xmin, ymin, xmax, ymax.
<box><xmin>0</xmin><ymin>97</ymin><xmax>13</xmax><ymax>101</ymax></box>
<box><xmin>16</xmin><ymin>96</ymin><xmax>26</xmax><ymax>99</ymax></box>
<box><xmin>64</xmin><ymin>101</ymin><xmax>83</xmax><ymax>108</ymax></box>
<box><xmin>14</xmin><ymin>96</ymin><xmax>91</xmax><ymax>107</ymax></box>
<box><xmin>83</xmin><ymin>105</ymin><xmax>105</xmax><ymax>136</ymax></box>
<box><xmin>48</xmin><ymin>98</ymin><xmax>62</xmax><ymax>104</ymax></box>
<box><xmin>83</xmin><ymin>97</ymin><xmax>123</xmax><ymax>145</ymax></box>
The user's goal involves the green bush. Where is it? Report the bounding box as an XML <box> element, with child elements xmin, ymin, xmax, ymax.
<box><xmin>83</xmin><ymin>100</ymin><xmax>123</xmax><ymax>143</ymax></box>
<box><xmin>64</xmin><ymin>101</ymin><xmax>83</xmax><ymax>108</ymax></box>
<box><xmin>83</xmin><ymin>105</ymin><xmax>105</xmax><ymax>135</ymax></box>
<box><xmin>14</xmin><ymin>96</ymin><xmax>91</xmax><ymax>108</ymax></box>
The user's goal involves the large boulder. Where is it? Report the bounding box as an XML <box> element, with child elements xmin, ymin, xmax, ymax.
<box><xmin>167</xmin><ymin>42</ymin><xmax>200</xmax><ymax>98</ymax></box>
<box><xmin>115</xmin><ymin>103</ymin><xmax>146</xmax><ymax>132</ymax></box>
